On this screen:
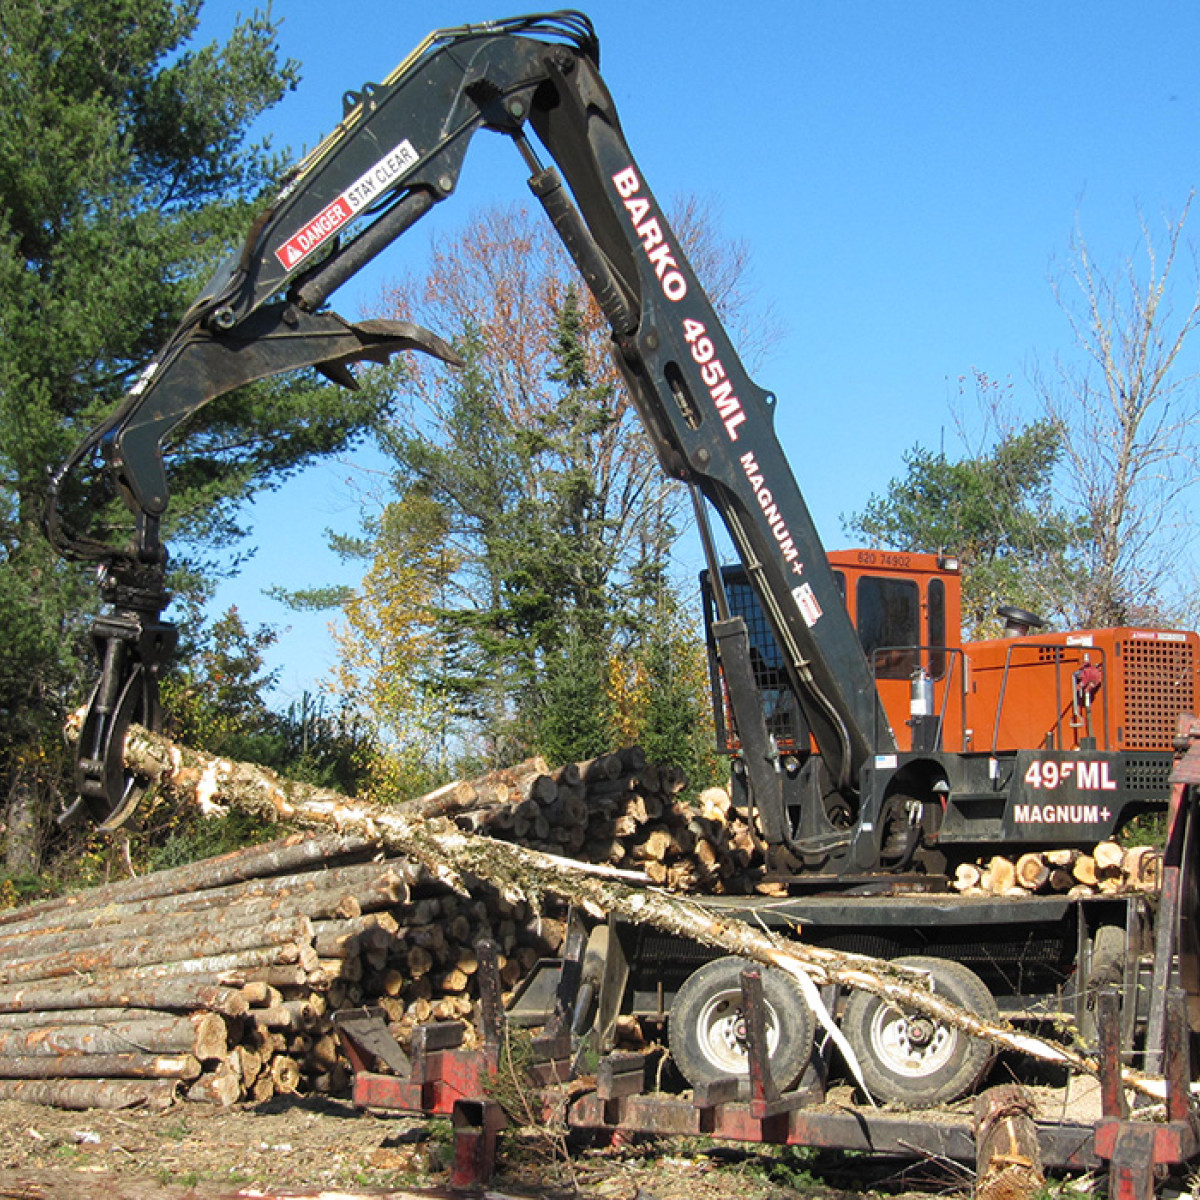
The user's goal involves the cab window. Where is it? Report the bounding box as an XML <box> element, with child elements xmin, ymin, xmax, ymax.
<box><xmin>857</xmin><ymin>577</ymin><xmax>919</xmax><ymax>680</ymax></box>
<box><xmin>928</xmin><ymin>577</ymin><xmax>946</xmax><ymax>679</ymax></box>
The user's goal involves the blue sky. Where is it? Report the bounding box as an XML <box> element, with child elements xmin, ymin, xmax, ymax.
<box><xmin>191</xmin><ymin>1</ymin><xmax>1200</xmax><ymax>701</ymax></box>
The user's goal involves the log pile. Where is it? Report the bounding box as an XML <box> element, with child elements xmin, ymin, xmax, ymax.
<box><xmin>0</xmin><ymin>821</ymin><xmax>585</xmax><ymax>1108</ymax></box>
<box><xmin>4</xmin><ymin>729</ymin><xmax>1170</xmax><ymax>1112</ymax></box>
<box><xmin>37</xmin><ymin>722</ymin><xmax>1170</xmax><ymax>1113</ymax></box>
<box><xmin>0</xmin><ymin>831</ymin><xmax>371</xmax><ymax>1107</ymax></box>
<box><xmin>0</xmin><ymin>746</ymin><xmax>746</xmax><ymax>1110</ymax></box>
<box><xmin>952</xmin><ymin>841</ymin><xmax>1163</xmax><ymax>898</ymax></box>
<box><xmin>447</xmin><ymin>750</ymin><xmax>762</xmax><ymax>894</ymax></box>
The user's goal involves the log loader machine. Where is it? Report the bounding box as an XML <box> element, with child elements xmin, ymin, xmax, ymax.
<box><xmin>41</xmin><ymin>10</ymin><xmax>1200</xmax><ymax>1184</ymax></box>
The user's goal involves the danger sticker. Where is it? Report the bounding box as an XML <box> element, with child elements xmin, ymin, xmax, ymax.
<box><xmin>275</xmin><ymin>139</ymin><xmax>420</xmax><ymax>270</ymax></box>
<box><xmin>793</xmin><ymin>582</ymin><xmax>823</xmax><ymax>627</ymax></box>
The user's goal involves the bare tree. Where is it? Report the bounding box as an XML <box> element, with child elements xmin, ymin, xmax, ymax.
<box><xmin>1037</xmin><ymin>197</ymin><xmax>1200</xmax><ymax>627</ymax></box>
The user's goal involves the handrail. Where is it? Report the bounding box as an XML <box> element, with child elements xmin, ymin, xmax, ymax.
<box><xmin>989</xmin><ymin>642</ymin><xmax>1109</xmax><ymax>754</ymax></box>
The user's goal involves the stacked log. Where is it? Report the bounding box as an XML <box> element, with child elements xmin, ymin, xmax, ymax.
<box><xmin>0</xmin><ymin>747</ymin><xmax>730</xmax><ymax>1109</ymax></box>
<box><xmin>0</xmin><ymin>830</ymin><xmax>383</xmax><ymax>1107</ymax></box>
<box><xmin>952</xmin><ymin>841</ymin><xmax>1164</xmax><ymax>898</ymax></box>
<box><xmin>0</xmin><ymin>831</ymin><xmax>519</xmax><ymax>1106</ymax></box>
<box><xmin>450</xmin><ymin>752</ymin><xmax>762</xmax><ymax>895</ymax></box>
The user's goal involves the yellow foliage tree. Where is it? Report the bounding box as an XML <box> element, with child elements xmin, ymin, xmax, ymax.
<box><xmin>330</xmin><ymin>490</ymin><xmax>460</xmax><ymax>791</ymax></box>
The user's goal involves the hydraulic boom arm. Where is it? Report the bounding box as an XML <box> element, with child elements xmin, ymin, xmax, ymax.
<box><xmin>46</xmin><ymin>11</ymin><xmax>893</xmax><ymax>830</ymax></box>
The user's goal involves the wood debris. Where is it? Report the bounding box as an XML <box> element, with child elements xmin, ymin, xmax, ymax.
<box><xmin>0</xmin><ymin>747</ymin><xmax>723</xmax><ymax>1107</ymax></box>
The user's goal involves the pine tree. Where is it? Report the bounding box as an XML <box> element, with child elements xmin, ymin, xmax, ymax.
<box><xmin>0</xmin><ymin>1</ymin><xmax>392</xmax><ymax>869</ymax></box>
<box><xmin>321</xmin><ymin>201</ymin><xmax>760</xmax><ymax>781</ymax></box>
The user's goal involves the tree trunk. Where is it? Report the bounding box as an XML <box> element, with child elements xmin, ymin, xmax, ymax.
<box><xmin>0</xmin><ymin>1051</ymin><xmax>201</xmax><ymax>1080</ymax></box>
<box><xmin>0</xmin><ymin>829</ymin><xmax>374</xmax><ymax>932</ymax></box>
<box><xmin>974</xmin><ymin>1084</ymin><xmax>1044</xmax><ymax>1200</ymax></box>
<box><xmin>0</xmin><ymin>915</ymin><xmax>316</xmax><ymax>985</ymax></box>
<box><xmin>4</xmin><ymin>765</ymin><xmax>44</xmax><ymax>876</ymax></box>
<box><xmin>0</xmin><ymin>1013</ymin><xmax>225</xmax><ymax>1059</ymax></box>
<box><xmin>0</xmin><ymin>865</ymin><xmax>409</xmax><ymax>961</ymax></box>
<box><xmin>0</xmin><ymin>974</ymin><xmax>249</xmax><ymax>1017</ymax></box>
<box><xmin>0</xmin><ymin>1077</ymin><xmax>178</xmax><ymax>1110</ymax></box>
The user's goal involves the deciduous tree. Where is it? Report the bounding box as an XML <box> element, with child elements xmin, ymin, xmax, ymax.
<box><xmin>1036</xmin><ymin>199</ymin><xmax>1200</xmax><ymax>627</ymax></box>
<box><xmin>850</xmin><ymin>200</ymin><xmax>1200</xmax><ymax>637</ymax></box>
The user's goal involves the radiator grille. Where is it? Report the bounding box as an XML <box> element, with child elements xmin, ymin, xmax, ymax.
<box><xmin>1121</xmin><ymin>637</ymin><xmax>1195</xmax><ymax>749</ymax></box>
<box><xmin>1123</xmin><ymin>753</ymin><xmax>1172</xmax><ymax>801</ymax></box>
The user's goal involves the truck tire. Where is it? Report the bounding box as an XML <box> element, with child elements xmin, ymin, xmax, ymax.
<box><xmin>668</xmin><ymin>956</ymin><xmax>814</xmax><ymax>1091</ymax></box>
<box><xmin>842</xmin><ymin>955</ymin><xmax>997</xmax><ymax>1105</ymax></box>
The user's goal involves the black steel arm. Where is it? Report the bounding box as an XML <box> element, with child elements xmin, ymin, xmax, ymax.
<box><xmin>519</xmin><ymin>51</ymin><xmax>896</xmax><ymax>792</ymax></box>
<box><xmin>46</xmin><ymin>10</ymin><xmax>893</xmax><ymax>828</ymax></box>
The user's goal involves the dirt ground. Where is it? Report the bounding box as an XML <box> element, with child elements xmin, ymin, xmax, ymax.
<box><xmin>0</xmin><ymin>1092</ymin><xmax>972</xmax><ymax>1200</ymax></box>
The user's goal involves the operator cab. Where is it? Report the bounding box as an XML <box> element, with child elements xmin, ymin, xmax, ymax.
<box><xmin>703</xmin><ymin>550</ymin><xmax>964</xmax><ymax>759</ymax></box>
<box><xmin>704</xmin><ymin>552</ymin><xmax>1199</xmax><ymax>853</ymax></box>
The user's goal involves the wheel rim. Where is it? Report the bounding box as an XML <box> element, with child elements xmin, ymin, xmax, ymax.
<box><xmin>867</xmin><ymin>1004</ymin><xmax>957</xmax><ymax>1078</ymax></box>
<box><xmin>695</xmin><ymin>988</ymin><xmax>780</xmax><ymax>1075</ymax></box>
